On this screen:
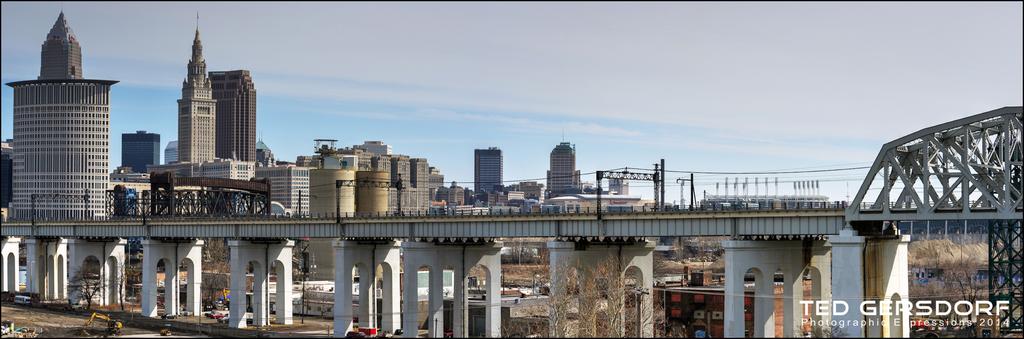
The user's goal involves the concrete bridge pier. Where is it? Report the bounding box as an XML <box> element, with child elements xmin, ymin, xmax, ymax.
<box><xmin>229</xmin><ymin>239</ymin><xmax>294</xmax><ymax>329</ymax></box>
<box><xmin>25</xmin><ymin>237</ymin><xmax>67</xmax><ymax>300</ymax></box>
<box><xmin>823</xmin><ymin>229</ymin><xmax>910</xmax><ymax>338</ymax></box>
<box><xmin>332</xmin><ymin>240</ymin><xmax>402</xmax><ymax>337</ymax></box>
<box><xmin>1</xmin><ymin>237</ymin><xmax>21</xmax><ymax>292</ymax></box>
<box><xmin>448</xmin><ymin>241</ymin><xmax>502</xmax><ymax>338</ymax></box>
<box><xmin>142</xmin><ymin>239</ymin><xmax>203</xmax><ymax>318</ymax></box>
<box><xmin>723</xmin><ymin>239</ymin><xmax>831</xmax><ymax>338</ymax></box>
<box><xmin>401</xmin><ymin>241</ymin><xmax>503</xmax><ymax>338</ymax></box>
<box><xmin>67</xmin><ymin>238</ymin><xmax>125</xmax><ymax>307</ymax></box>
<box><xmin>863</xmin><ymin>233</ymin><xmax>911</xmax><ymax>338</ymax></box>
<box><xmin>547</xmin><ymin>239</ymin><xmax>656</xmax><ymax>338</ymax></box>
<box><xmin>401</xmin><ymin>241</ymin><xmax>441</xmax><ymax>338</ymax></box>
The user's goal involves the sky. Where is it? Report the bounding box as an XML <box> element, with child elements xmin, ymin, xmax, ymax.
<box><xmin>2</xmin><ymin>2</ymin><xmax>1021</xmax><ymax>202</ymax></box>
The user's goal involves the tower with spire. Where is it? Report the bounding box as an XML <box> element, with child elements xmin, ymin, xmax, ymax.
<box><xmin>39</xmin><ymin>11</ymin><xmax>83</xmax><ymax>80</ymax></box>
<box><xmin>177</xmin><ymin>25</ymin><xmax>218</xmax><ymax>163</ymax></box>
<box><xmin>8</xmin><ymin>11</ymin><xmax>117</xmax><ymax>220</ymax></box>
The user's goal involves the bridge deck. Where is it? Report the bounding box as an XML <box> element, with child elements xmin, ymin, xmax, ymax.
<box><xmin>1</xmin><ymin>209</ymin><xmax>845</xmax><ymax>239</ymax></box>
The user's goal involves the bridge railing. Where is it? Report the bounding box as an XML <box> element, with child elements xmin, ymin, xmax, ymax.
<box><xmin>3</xmin><ymin>201</ymin><xmax>849</xmax><ymax>223</ymax></box>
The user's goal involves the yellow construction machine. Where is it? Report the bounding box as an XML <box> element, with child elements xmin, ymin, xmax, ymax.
<box><xmin>84</xmin><ymin>312</ymin><xmax>123</xmax><ymax>337</ymax></box>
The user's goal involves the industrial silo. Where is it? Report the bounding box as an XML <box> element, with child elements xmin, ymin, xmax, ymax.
<box><xmin>356</xmin><ymin>170</ymin><xmax>390</xmax><ymax>215</ymax></box>
<box><xmin>307</xmin><ymin>154</ymin><xmax>357</xmax><ymax>281</ymax></box>
<box><xmin>309</xmin><ymin>155</ymin><xmax>357</xmax><ymax>217</ymax></box>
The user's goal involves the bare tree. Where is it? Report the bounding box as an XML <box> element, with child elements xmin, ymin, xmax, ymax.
<box><xmin>577</xmin><ymin>270</ymin><xmax>600</xmax><ymax>337</ymax></box>
<box><xmin>202</xmin><ymin>272</ymin><xmax>230</xmax><ymax>311</ymax></box>
<box><xmin>69</xmin><ymin>260</ymin><xmax>104</xmax><ymax>310</ymax></box>
<box><xmin>940</xmin><ymin>245</ymin><xmax>986</xmax><ymax>321</ymax></box>
<box><xmin>598</xmin><ymin>259</ymin><xmax>626</xmax><ymax>337</ymax></box>
<box><xmin>112</xmin><ymin>259</ymin><xmax>127</xmax><ymax>311</ymax></box>
<box><xmin>203</xmin><ymin>238</ymin><xmax>230</xmax><ymax>273</ymax></box>
<box><xmin>547</xmin><ymin>256</ymin><xmax>642</xmax><ymax>338</ymax></box>
<box><xmin>547</xmin><ymin>261</ymin><xmax>576</xmax><ymax>338</ymax></box>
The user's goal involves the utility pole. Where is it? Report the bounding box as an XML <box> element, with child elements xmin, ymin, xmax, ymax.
<box><xmin>660</xmin><ymin>159</ymin><xmax>666</xmax><ymax>211</ymax></box>
<box><xmin>689</xmin><ymin>173</ymin><xmax>695</xmax><ymax>210</ymax></box>
<box><xmin>677</xmin><ymin>177</ymin><xmax>693</xmax><ymax>210</ymax></box>
<box><xmin>300</xmin><ymin>242</ymin><xmax>309</xmax><ymax>324</ymax></box>
<box><xmin>394</xmin><ymin>175</ymin><xmax>405</xmax><ymax>216</ymax></box>
<box><xmin>634</xmin><ymin>287</ymin><xmax>650</xmax><ymax>337</ymax></box>
<box><xmin>676</xmin><ymin>174</ymin><xmax>697</xmax><ymax>210</ymax></box>
<box><xmin>653</xmin><ymin>162</ymin><xmax>660</xmax><ymax>211</ymax></box>
<box><xmin>596</xmin><ymin>172</ymin><xmax>603</xmax><ymax>219</ymax></box>
<box><xmin>335</xmin><ymin>180</ymin><xmax>342</xmax><ymax>223</ymax></box>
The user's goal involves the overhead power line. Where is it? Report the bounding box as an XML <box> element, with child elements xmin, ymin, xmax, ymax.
<box><xmin>663</xmin><ymin>166</ymin><xmax>871</xmax><ymax>175</ymax></box>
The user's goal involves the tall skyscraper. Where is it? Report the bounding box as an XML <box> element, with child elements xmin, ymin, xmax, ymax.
<box><xmin>1</xmin><ymin>140</ymin><xmax>13</xmax><ymax>209</ymax></box>
<box><xmin>474</xmin><ymin>147</ymin><xmax>503</xmax><ymax>193</ymax></box>
<box><xmin>177</xmin><ymin>28</ymin><xmax>217</xmax><ymax>163</ymax></box>
<box><xmin>547</xmin><ymin>142</ymin><xmax>580</xmax><ymax>197</ymax></box>
<box><xmin>7</xmin><ymin>12</ymin><xmax>116</xmax><ymax>219</ymax></box>
<box><xmin>164</xmin><ymin>141</ymin><xmax>178</xmax><ymax>164</ymax></box>
<box><xmin>210</xmin><ymin>70</ymin><xmax>256</xmax><ymax>161</ymax></box>
<box><xmin>121</xmin><ymin>131</ymin><xmax>160</xmax><ymax>173</ymax></box>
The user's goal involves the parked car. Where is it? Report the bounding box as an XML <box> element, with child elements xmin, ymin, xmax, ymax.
<box><xmin>13</xmin><ymin>295</ymin><xmax>31</xmax><ymax>305</ymax></box>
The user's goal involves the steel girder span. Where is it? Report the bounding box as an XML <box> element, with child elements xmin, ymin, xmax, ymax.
<box><xmin>846</xmin><ymin>106</ymin><xmax>1022</xmax><ymax>224</ymax></box>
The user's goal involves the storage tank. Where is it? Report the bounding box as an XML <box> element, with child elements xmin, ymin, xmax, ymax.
<box><xmin>356</xmin><ymin>170</ymin><xmax>390</xmax><ymax>215</ymax></box>
<box><xmin>309</xmin><ymin>168</ymin><xmax>355</xmax><ymax>217</ymax></box>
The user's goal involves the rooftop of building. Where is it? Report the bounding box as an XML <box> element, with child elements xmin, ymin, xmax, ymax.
<box><xmin>256</xmin><ymin>139</ymin><xmax>270</xmax><ymax>151</ymax></box>
<box><xmin>6</xmin><ymin>78</ymin><xmax>119</xmax><ymax>87</ymax></box>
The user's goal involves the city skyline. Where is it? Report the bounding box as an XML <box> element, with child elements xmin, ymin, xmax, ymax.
<box><xmin>2</xmin><ymin>2</ymin><xmax>1021</xmax><ymax>201</ymax></box>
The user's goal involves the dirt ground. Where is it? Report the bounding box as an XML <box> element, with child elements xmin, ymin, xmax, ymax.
<box><xmin>2</xmin><ymin>301</ymin><xmax>347</xmax><ymax>338</ymax></box>
<box><xmin>502</xmin><ymin>264</ymin><xmax>549</xmax><ymax>287</ymax></box>
<box><xmin>0</xmin><ymin>304</ymin><xmax>183</xmax><ymax>338</ymax></box>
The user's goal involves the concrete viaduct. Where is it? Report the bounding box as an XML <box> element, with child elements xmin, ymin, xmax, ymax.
<box><xmin>1</xmin><ymin>106</ymin><xmax>1021</xmax><ymax>338</ymax></box>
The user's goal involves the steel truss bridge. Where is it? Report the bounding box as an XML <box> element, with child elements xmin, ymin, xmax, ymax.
<box><xmin>849</xmin><ymin>106</ymin><xmax>1023</xmax><ymax>330</ymax></box>
<box><xmin>107</xmin><ymin>173</ymin><xmax>271</xmax><ymax>217</ymax></box>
